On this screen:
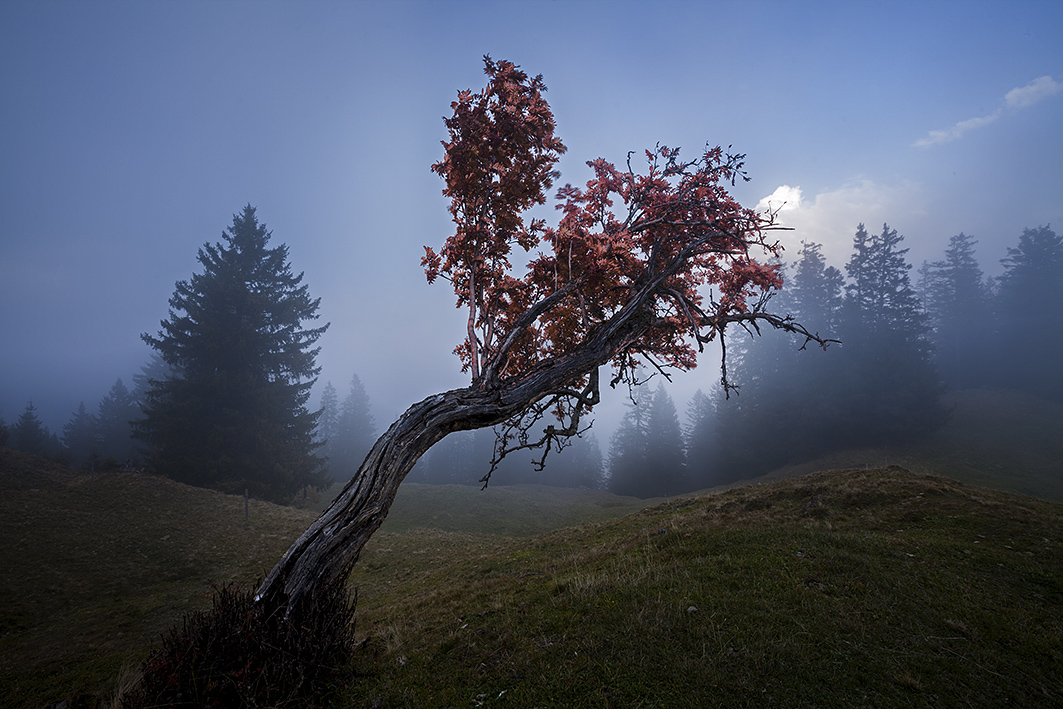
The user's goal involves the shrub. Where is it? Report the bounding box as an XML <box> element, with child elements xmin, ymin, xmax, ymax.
<box><xmin>122</xmin><ymin>580</ymin><xmax>356</xmax><ymax>708</ymax></box>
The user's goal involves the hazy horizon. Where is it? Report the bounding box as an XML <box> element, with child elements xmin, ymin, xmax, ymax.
<box><xmin>2</xmin><ymin>0</ymin><xmax>1061</xmax><ymax>437</ymax></box>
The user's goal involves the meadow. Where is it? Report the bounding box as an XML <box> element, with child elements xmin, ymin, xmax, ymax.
<box><xmin>1</xmin><ymin>387</ymin><xmax>1061</xmax><ymax>707</ymax></box>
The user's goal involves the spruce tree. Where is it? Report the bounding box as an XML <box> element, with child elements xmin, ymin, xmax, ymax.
<box><xmin>317</xmin><ymin>381</ymin><xmax>340</xmax><ymax>468</ymax></box>
<box><xmin>607</xmin><ymin>391</ymin><xmax>650</xmax><ymax>497</ymax></box>
<box><xmin>714</xmin><ymin>242</ymin><xmax>845</xmax><ymax>480</ymax></box>
<box><xmin>13</xmin><ymin>402</ymin><xmax>51</xmax><ymax>457</ymax></box>
<box><xmin>97</xmin><ymin>378</ymin><xmax>139</xmax><ymax>461</ymax></box>
<box><xmin>840</xmin><ymin>223</ymin><xmax>945</xmax><ymax>442</ymax></box>
<box><xmin>919</xmin><ymin>233</ymin><xmax>991</xmax><ymax>388</ymax></box>
<box><xmin>137</xmin><ymin>205</ymin><xmax>330</xmax><ymax>503</ymax></box>
<box><xmin>63</xmin><ymin>401</ymin><xmax>98</xmax><ymax>466</ymax></box>
<box><xmin>684</xmin><ymin>388</ymin><xmax>717</xmax><ymax>489</ymax></box>
<box><xmin>996</xmin><ymin>225</ymin><xmax>1063</xmax><ymax>399</ymax></box>
<box><xmin>645</xmin><ymin>383</ymin><xmax>687</xmax><ymax>495</ymax></box>
<box><xmin>789</xmin><ymin>241</ymin><xmax>844</xmax><ymax>334</ymax></box>
<box><xmin>331</xmin><ymin>374</ymin><xmax>376</xmax><ymax>483</ymax></box>
<box><xmin>608</xmin><ymin>383</ymin><xmax>687</xmax><ymax>498</ymax></box>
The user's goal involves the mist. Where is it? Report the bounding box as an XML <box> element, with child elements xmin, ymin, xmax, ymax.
<box><xmin>2</xmin><ymin>1</ymin><xmax>1061</xmax><ymax>496</ymax></box>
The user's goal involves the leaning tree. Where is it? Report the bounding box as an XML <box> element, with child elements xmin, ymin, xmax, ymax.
<box><xmin>254</xmin><ymin>57</ymin><xmax>831</xmax><ymax>614</ymax></box>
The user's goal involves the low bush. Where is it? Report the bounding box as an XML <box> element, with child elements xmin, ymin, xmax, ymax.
<box><xmin>121</xmin><ymin>580</ymin><xmax>356</xmax><ymax>708</ymax></box>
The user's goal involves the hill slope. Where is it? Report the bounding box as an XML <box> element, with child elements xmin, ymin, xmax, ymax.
<box><xmin>0</xmin><ymin>450</ymin><xmax>317</xmax><ymax>708</ymax></box>
<box><xmin>2</xmin><ymin>448</ymin><xmax>1061</xmax><ymax>707</ymax></box>
<box><xmin>345</xmin><ymin>467</ymin><xmax>1063</xmax><ymax>707</ymax></box>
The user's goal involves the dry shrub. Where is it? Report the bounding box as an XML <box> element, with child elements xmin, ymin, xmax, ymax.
<box><xmin>121</xmin><ymin>580</ymin><xmax>356</xmax><ymax>708</ymax></box>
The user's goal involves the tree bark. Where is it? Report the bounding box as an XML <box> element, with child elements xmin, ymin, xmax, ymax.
<box><xmin>256</xmin><ymin>312</ymin><xmax>647</xmax><ymax>611</ymax></box>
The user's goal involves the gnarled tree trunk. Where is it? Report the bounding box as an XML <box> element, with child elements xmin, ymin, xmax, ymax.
<box><xmin>255</xmin><ymin>313</ymin><xmax>646</xmax><ymax>611</ymax></box>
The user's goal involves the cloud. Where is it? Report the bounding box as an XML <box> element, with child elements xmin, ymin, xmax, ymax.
<box><xmin>758</xmin><ymin>180</ymin><xmax>928</xmax><ymax>268</ymax></box>
<box><xmin>755</xmin><ymin>184</ymin><xmax>803</xmax><ymax>214</ymax></box>
<box><xmin>1005</xmin><ymin>75</ymin><xmax>1063</xmax><ymax>109</ymax></box>
<box><xmin>913</xmin><ymin>112</ymin><xmax>1000</xmax><ymax>148</ymax></box>
<box><xmin>915</xmin><ymin>75</ymin><xmax>1061</xmax><ymax>148</ymax></box>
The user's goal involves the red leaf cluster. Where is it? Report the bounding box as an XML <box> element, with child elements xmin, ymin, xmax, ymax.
<box><xmin>428</xmin><ymin>58</ymin><xmax>784</xmax><ymax>393</ymax></box>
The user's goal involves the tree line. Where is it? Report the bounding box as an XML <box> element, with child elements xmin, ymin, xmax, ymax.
<box><xmin>603</xmin><ymin>222</ymin><xmax>1061</xmax><ymax>497</ymax></box>
<box><xmin>4</xmin><ymin>213</ymin><xmax>1057</xmax><ymax>503</ymax></box>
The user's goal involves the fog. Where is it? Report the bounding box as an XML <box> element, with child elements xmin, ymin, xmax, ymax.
<box><xmin>2</xmin><ymin>1</ymin><xmax>1061</xmax><ymax>461</ymax></box>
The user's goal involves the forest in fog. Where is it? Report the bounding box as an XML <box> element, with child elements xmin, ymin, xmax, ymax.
<box><xmin>3</xmin><ymin>218</ymin><xmax>1060</xmax><ymax>500</ymax></box>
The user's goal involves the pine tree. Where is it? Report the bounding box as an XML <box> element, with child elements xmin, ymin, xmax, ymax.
<box><xmin>840</xmin><ymin>223</ymin><xmax>945</xmax><ymax>442</ymax></box>
<box><xmin>995</xmin><ymin>225</ymin><xmax>1063</xmax><ymax>399</ymax></box>
<box><xmin>13</xmin><ymin>402</ymin><xmax>52</xmax><ymax>457</ymax></box>
<box><xmin>137</xmin><ymin>205</ymin><xmax>330</xmax><ymax>503</ymax></box>
<box><xmin>316</xmin><ymin>381</ymin><xmax>340</xmax><ymax>467</ymax></box>
<box><xmin>330</xmin><ymin>374</ymin><xmax>376</xmax><ymax>483</ymax></box>
<box><xmin>63</xmin><ymin>401</ymin><xmax>98</xmax><ymax>466</ymax></box>
<box><xmin>919</xmin><ymin>233</ymin><xmax>991</xmax><ymax>388</ymax></box>
<box><xmin>0</xmin><ymin>417</ymin><xmax>9</xmax><ymax>448</ymax></box>
<box><xmin>97</xmin><ymin>378</ymin><xmax>139</xmax><ymax>461</ymax></box>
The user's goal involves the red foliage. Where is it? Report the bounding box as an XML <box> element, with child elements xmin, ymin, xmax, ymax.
<box><xmin>427</xmin><ymin>57</ymin><xmax>786</xmax><ymax>392</ymax></box>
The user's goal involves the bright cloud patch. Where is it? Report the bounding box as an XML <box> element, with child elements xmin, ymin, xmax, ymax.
<box><xmin>1005</xmin><ymin>75</ymin><xmax>1063</xmax><ymax>109</ymax></box>
<box><xmin>755</xmin><ymin>184</ymin><xmax>803</xmax><ymax>214</ymax></box>
<box><xmin>914</xmin><ymin>113</ymin><xmax>1000</xmax><ymax>148</ymax></box>
<box><xmin>915</xmin><ymin>75</ymin><xmax>1061</xmax><ymax>148</ymax></box>
<box><xmin>758</xmin><ymin>181</ymin><xmax>927</xmax><ymax>268</ymax></box>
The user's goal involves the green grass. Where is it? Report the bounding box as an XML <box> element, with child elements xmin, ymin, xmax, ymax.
<box><xmin>2</xmin><ymin>387</ymin><xmax>1062</xmax><ymax>707</ymax></box>
<box><xmin>343</xmin><ymin>467</ymin><xmax>1062</xmax><ymax>707</ymax></box>
<box><xmin>0</xmin><ymin>450</ymin><xmax>318</xmax><ymax>708</ymax></box>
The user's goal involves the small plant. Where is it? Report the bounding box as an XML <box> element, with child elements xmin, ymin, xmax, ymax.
<box><xmin>121</xmin><ymin>580</ymin><xmax>356</xmax><ymax>708</ymax></box>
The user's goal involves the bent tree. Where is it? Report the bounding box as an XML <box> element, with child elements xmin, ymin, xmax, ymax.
<box><xmin>257</xmin><ymin>57</ymin><xmax>830</xmax><ymax>612</ymax></box>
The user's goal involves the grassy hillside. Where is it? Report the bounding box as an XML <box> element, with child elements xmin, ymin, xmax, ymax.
<box><xmin>0</xmin><ymin>452</ymin><xmax>644</xmax><ymax>708</ymax></box>
<box><xmin>343</xmin><ymin>467</ymin><xmax>1062</xmax><ymax>707</ymax></box>
<box><xmin>2</xmin><ymin>385</ymin><xmax>1061</xmax><ymax>707</ymax></box>
<box><xmin>0</xmin><ymin>450</ymin><xmax>317</xmax><ymax>708</ymax></box>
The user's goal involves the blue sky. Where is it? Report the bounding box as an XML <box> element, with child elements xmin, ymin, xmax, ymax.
<box><xmin>2</xmin><ymin>0</ymin><xmax>1061</xmax><ymax>437</ymax></box>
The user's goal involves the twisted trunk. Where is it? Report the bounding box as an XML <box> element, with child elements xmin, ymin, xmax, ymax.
<box><xmin>256</xmin><ymin>312</ymin><xmax>649</xmax><ymax>611</ymax></box>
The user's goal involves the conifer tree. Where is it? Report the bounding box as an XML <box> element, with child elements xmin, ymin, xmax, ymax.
<box><xmin>608</xmin><ymin>391</ymin><xmax>650</xmax><ymax>497</ymax></box>
<box><xmin>13</xmin><ymin>402</ymin><xmax>51</xmax><ymax>457</ymax></box>
<box><xmin>840</xmin><ymin>223</ymin><xmax>945</xmax><ymax>442</ymax></box>
<box><xmin>684</xmin><ymin>388</ymin><xmax>718</xmax><ymax>489</ymax></box>
<box><xmin>789</xmin><ymin>241</ymin><xmax>844</xmax><ymax>334</ymax></box>
<box><xmin>919</xmin><ymin>233</ymin><xmax>991</xmax><ymax>388</ymax></box>
<box><xmin>995</xmin><ymin>225</ymin><xmax>1063</xmax><ymax>399</ymax></box>
<box><xmin>63</xmin><ymin>401</ymin><xmax>98</xmax><ymax>466</ymax></box>
<box><xmin>714</xmin><ymin>241</ymin><xmax>844</xmax><ymax>479</ymax></box>
<box><xmin>330</xmin><ymin>374</ymin><xmax>376</xmax><ymax>483</ymax></box>
<box><xmin>137</xmin><ymin>205</ymin><xmax>330</xmax><ymax>503</ymax></box>
<box><xmin>645</xmin><ymin>382</ymin><xmax>687</xmax><ymax>495</ymax></box>
<box><xmin>97</xmin><ymin>378</ymin><xmax>139</xmax><ymax>461</ymax></box>
<box><xmin>317</xmin><ymin>381</ymin><xmax>340</xmax><ymax>467</ymax></box>
<box><xmin>607</xmin><ymin>383</ymin><xmax>687</xmax><ymax>497</ymax></box>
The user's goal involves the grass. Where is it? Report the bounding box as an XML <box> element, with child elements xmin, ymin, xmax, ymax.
<box><xmin>2</xmin><ymin>387</ymin><xmax>1061</xmax><ymax>707</ymax></box>
<box><xmin>342</xmin><ymin>467</ymin><xmax>1063</xmax><ymax>707</ymax></box>
<box><xmin>0</xmin><ymin>450</ymin><xmax>318</xmax><ymax>708</ymax></box>
<box><xmin>298</xmin><ymin>481</ymin><xmax>652</xmax><ymax>535</ymax></box>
